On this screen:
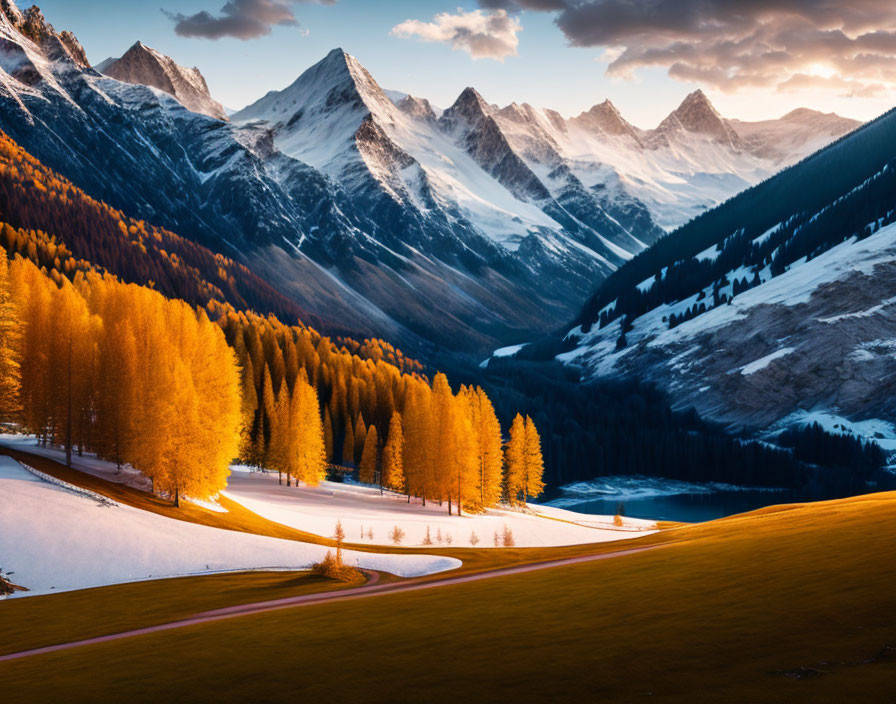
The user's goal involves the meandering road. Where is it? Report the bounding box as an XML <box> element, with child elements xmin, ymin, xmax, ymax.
<box><xmin>0</xmin><ymin>545</ymin><xmax>661</xmax><ymax>664</ymax></box>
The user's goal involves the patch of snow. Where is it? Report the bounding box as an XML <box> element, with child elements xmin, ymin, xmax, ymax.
<box><xmin>0</xmin><ymin>455</ymin><xmax>460</xmax><ymax>597</ymax></box>
<box><xmin>223</xmin><ymin>468</ymin><xmax>656</xmax><ymax>548</ymax></box>
<box><xmin>739</xmin><ymin>347</ymin><xmax>795</xmax><ymax>375</ymax></box>
<box><xmin>695</xmin><ymin>244</ymin><xmax>721</xmax><ymax>262</ymax></box>
<box><xmin>494</xmin><ymin>343</ymin><xmax>526</xmax><ymax>357</ymax></box>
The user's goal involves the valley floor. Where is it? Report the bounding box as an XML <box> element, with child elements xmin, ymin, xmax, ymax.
<box><xmin>223</xmin><ymin>466</ymin><xmax>655</xmax><ymax>549</ymax></box>
<box><xmin>0</xmin><ymin>436</ymin><xmax>652</xmax><ymax>598</ymax></box>
<box><xmin>2</xmin><ymin>475</ymin><xmax>895</xmax><ymax>702</ymax></box>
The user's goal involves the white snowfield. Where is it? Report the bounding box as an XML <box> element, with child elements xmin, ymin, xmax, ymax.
<box><xmin>0</xmin><ymin>437</ymin><xmax>655</xmax><ymax>597</ymax></box>
<box><xmin>0</xmin><ymin>455</ymin><xmax>460</xmax><ymax>598</ymax></box>
<box><xmin>223</xmin><ymin>467</ymin><xmax>656</xmax><ymax>549</ymax></box>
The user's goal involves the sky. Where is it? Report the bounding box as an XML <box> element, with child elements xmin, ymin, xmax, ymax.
<box><xmin>26</xmin><ymin>0</ymin><xmax>896</xmax><ymax>127</ymax></box>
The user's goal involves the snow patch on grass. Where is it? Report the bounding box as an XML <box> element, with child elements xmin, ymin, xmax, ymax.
<box><xmin>0</xmin><ymin>456</ymin><xmax>460</xmax><ymax>597</ymax></box>
<box><xmin>224</xmin><ymin>468</ymin><xmax>655</xmax><ymax>547</ymax></box>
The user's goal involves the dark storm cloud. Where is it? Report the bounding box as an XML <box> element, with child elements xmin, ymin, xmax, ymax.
<box><xmin>477</xmin><ymin>0</ymin><xmax>896</xmax><ymax>95</ymax></box>
<box><xmin>165</xmin><ymin>0</ymin><xmax>335</xmax><ymax>40</ymax></box>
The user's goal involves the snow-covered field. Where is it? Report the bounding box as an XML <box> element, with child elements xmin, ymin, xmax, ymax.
<box><xmin>0</xmin><ymin>455</ymin><xmax>460</xmax><ymax>598</ymax></box>
<box><xmin>0</xmin><ymin>434</ymin><xmax>656</xmax><ymax>599</ymax></box>
<box><xmin>224</xmin><ymin>467</ymin><xmax>655</xmax><ymax>548</ymax></box>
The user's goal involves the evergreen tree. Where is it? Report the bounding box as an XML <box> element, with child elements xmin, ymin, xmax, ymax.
<box><xmin>0</xmin><ymin>248</ymin><xmax>20</xmax><ymax>423</ymax></box>
<box><xmin>359</xmin><ymin>424</ymin><xmax>379</xmax><ymax>485</ymax></box>
<box><xmin>382</xmin><ymin>411</ymin><xmax>405</xmax><ymax>494</ymax></box>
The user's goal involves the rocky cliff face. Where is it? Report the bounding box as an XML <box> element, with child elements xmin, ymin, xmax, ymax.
<box><xmin>1</xmin><ymin>2</ymin><xmax>88</xmax><ymax>67</ymax></box>
<box><xmin>560</xmin><ymin>108</ymin><xmax>896</xmax><ymax>444</ymax></box>
<box><xmin>99</xmin><ymin>42</ymin><xmax>227</xmax><ymax>121</ymax></box>
<box><xmin>0</xmin><ymin>0</ymin><xmax>865</xmax><ymax>361</ymax></box>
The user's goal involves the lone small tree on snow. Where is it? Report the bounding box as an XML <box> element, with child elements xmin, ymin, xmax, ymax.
<box><xmin>390</xmin><ymin>526</ymin><xmax>405</xmax><ymax>545</ymax></box>
<box><xmin>502</xmin><ymin>524</ymin><xmax>515</xmax><ymax>547</ymax></box>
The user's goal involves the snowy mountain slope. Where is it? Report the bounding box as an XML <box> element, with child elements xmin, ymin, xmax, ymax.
<box><xmin>0</xmin><ymin>455</ymin><xmax>458</xmax><ymax>597</ymax></box>
<box><xmin>98</xmin><ymin>41</ymin><xmax>227</xmax><ymax>121</ymax></box>
<box><xmin>234</xmin><ymin>49</ymin><xmax>631</xmax><ymax>267</ymax></box>
<box><xmin>560</xmin><ymin>106</ymin><xmax>896</xmax><ymax>440</ymax></box>
<box><xmin>491</xmin><ymin>89</ymin><xmax>860</xmax><ymax>232</ymax></box>
<box><xmin>0</xmin><ymin>1</ymin><xmax>861</xmax><ymax>358</ymax></box>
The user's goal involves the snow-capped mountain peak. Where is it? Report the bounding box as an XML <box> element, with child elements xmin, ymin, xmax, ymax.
<box><xmin>99</xmin><ymin>41</ymin><xmax>227</xmax><ymax>121</ymax></box>
<box><xmin>570</xmin><ymin>99</ymin><xmax>641</xmax><ymax>142</ymax></box>
<box><xmin>655</xmin><ymin>89</ymin><xmax>742</xmax><ymax>147</ymax></box>
<box><xmin>439</xmin><ymin>87</ymin><xmax>496</xmax><ymax>132</ymax></box>
<box><xmin>0</xmin><ymin>1</ymin><xmax>88</xmax><ymax>69</ymax></box>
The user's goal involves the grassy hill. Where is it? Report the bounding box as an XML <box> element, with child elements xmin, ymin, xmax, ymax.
<box><xmin>2</xmin><ymin>456</ymin><xmax>894</xmax><ymax>702</ymax></box>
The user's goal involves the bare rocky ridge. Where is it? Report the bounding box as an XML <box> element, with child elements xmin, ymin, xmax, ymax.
<box><xmin>0</xmin><ymin>2</ymin><xmax>87</xmax><ymax>68</ymax></box>
<box><xmin>569</xmin><ymin>99</ymin><xmax>641</xmax><ymax>142</ymax></box>
<box><xmin>0</xmin><ymin>0</ymin><xmax>866</xmax><ymax>360</ymax></box>
<box><xmin>588</xmin><ymin>248</ymin><xmax>896</xmax><ymax>431</ymax></box>
<box><xmin>99</xmin><ymin>42</ymin><xmax>227</xmax><ymax>121</ymax></box>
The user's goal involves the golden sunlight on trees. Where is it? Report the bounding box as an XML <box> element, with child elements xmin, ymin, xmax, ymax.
<box><xmin>2</xmin><ymin>228</ymin><xmax>538</xmax><ymax>513</ymax></box>
<box><xmin>359</xmin><ymin>424</ymin><xmax>379</xmax><ymax>485</ymax></box>
<box><xmin>505</xmin><ymin>414</ymin><xmax>545</xmax><ymax>505</ymax></box>
<box><xmin>0</xmin><ymin>248</ymin><xmax>21</xmax><ymax>422</ymax></box>
<box><xmin>461</xmin><ymin>385</ymin><xmax>504</xmax><ymax>511</ymax></box>
<box><xmin>8</xmin><ymin>255</ymin><xmax>241</xmax><ymax>503</ymax></box>
<box><xmin>381</xmin><ymin>412</ymin><xmax>405</xmax><ymax>495</ymax></box>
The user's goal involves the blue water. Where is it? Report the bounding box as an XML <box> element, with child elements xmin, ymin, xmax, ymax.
<box><xmin>545</xmin><ymin>476</ymin><xmax>794</xmax><ymax>523</ymax></box>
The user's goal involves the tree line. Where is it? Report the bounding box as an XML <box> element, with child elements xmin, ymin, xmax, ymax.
<box><xmin>0</xmin><ymin>246</ymin><xmax>544</xmax><ymax>511</ymax></box>
<box><xmin>578</xmin><ymin>105</ymin><xmax>896</xmax><ymax>335</ymax></box>
<box><xmin>214</xmin><ymin>303</ymin><xmax>544</xmax><ymax>513</ymax></box>
<box><xmin>1</xmin><ymin>247</ymin><xmax>241</xmax><ymax>504</ymax></box>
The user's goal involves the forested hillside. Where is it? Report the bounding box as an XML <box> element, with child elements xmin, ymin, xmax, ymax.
<box><xmin>0</xmin><ymin>131</ymin><xmax>317</xmax><ymax>329</ymax></box>
<box><xmin>475</xmin><ymin>358</ymin><xmax>885</xmax><ymax>497</ymax></box>
<box><xmin>578</xmin><ymin>105</ymin><xmax>896</xmax><ymax>332</ymax></box>
<box><xmin>0</xmin><ymin>132</ymin><xmax>544</xmax><ymax>511</ymax></box>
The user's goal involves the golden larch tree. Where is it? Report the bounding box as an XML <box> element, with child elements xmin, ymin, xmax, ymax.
<box><xmin>359</xmin><ymin>424</ymin><xmax>379</xmax><ymax>485</ymax></box>
<box><xmin>382</xmin><ymin>411</ymin><xmax>405</xmax><ymax>494</ymax></box>
<box><xmin>463</xmin><ymin>385</ymin><xmax>504</xmax><ymax>510</ymax></box>
<box><xmin>0</xmin><ymin>248</ymin><xmax>21</xmax><ymax>423</ymax></box>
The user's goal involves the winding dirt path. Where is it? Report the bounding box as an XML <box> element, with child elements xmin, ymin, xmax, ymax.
<box><xmin>0</xmin><ymin>545</ymin><xmax>660</xmax><ymax>664</ymax></box>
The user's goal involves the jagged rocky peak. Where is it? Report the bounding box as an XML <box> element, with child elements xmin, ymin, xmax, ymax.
<box><xmin>657</xmin><ymin>89</ymin><xmax>742</xmax><ymax>146</ymax></box>
<box><xmin>101</xmin><ymin>41</ymin><xmax>227</xmax><ymax>121</ymax></box>
<box><xmin>439</xmin><ymin>87</ymin><xmax>493</xmax><ymax>132</ymax></box>
<box><xmin>571</xmin><ymin>99</ymin><xmax>640</xmax><ymax>140</ymax></box>
<box><xmin>0</xmin><ymin>0</ymin><xmax>23</xmax><ymax>26</ymax></box>
<box><xmin>496</xmin><ymin>101</ymin><xmax>554</xmax><ymax>131</ymax></box>
<box><xmin>233</xmin><ymin>47</ymin><xmax>397</xmax><ymax>126</ymax></box>
<box><xmin>0</xmin><ymin>1</ymin><xmax>89</xmax><ymax>68</ymax></box>
<box><xmin>397</xmin><ymin>94</ymin><xmax>436</xmax><ymax>122</ymax></box>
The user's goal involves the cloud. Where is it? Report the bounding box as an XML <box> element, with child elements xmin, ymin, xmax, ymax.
<box><xmin>165</xmin><ymin>0</ymin><xmax>334</xmax><ymax>40</ymax></box>
<box><xmin>478</xmin><ymin>0</ymin><xmax>896</xmax><ymax>96</ymax></box>
<box><xmin>391</xmin><ymin>9</ymin><xmax>521</xmax><ymax>61</ymax></box>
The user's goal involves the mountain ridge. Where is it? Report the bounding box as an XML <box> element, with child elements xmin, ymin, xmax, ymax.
<box><xmin>558</xmin><ymin>104</ymin><xmax>896</xmax><ymax>441</ymax></box>
<box><xmin>0</xmin><ymin>0</ymin><xmax>864</xmax><ymax>359</ymax></box>
<box><xmin>99</xmin><ymin>41</ymin><xmax>227</xmax><ymax>121</ymax></box>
